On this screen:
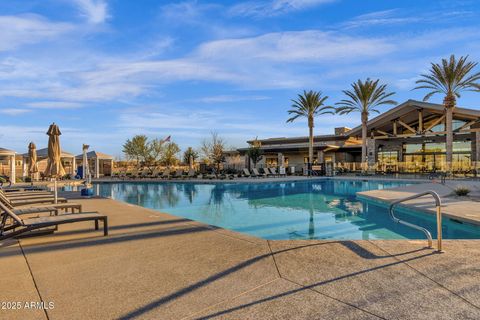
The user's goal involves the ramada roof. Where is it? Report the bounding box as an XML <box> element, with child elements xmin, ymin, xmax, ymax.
<box><xmin>249</xmin><ymin>99</ymin><xmax>480</xmax><ymax>144</ymax></box>
<box><xmin>346</xmin><ymin>99</ymin><xmax>480</xmax><ymax>137</ymax></box>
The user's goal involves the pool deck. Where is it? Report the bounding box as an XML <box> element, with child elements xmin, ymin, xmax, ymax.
<box><xmin>1</xmin><ymin>197</ymin><xmax>480</xmax><ymax>319</ymax></box>
<box><xmin>357</xmin><ymin>181</ymin><xmax>480</xmax><ymax>226</ymax></box>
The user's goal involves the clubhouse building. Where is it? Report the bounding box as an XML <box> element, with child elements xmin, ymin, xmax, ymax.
<box><xmin>239</xmin><ymin>100</ymin><xmax>480</xmax><ymax>174</ymax></box>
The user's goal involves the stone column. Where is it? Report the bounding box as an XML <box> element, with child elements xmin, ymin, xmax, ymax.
<box><xmin>475</xmin><ymin>131</ymin><xmax>480</xmax><ymax>171</ymax></box>
<box><xmin>72</xmin><ymin>157</ymin><xmax>76</xmax><ymax>177</ymax></box>
<box><xmin>366</xmin><ymin>138</ymin><xmax>376</xmax><ymax>170</ymax></box>
<box><xmin>317</xmin><ymin>150</ymin><xmax>324</xmax><ymax>164</ymax></box>
<box><xmin>10</xmin><ymin>155</ymin><xmax>16</xmax><ymax>184</ymax></box>
<box><xmin>22</xmin><ymin>158</ymin><xmax>27</xmax><ymax>178</ymax></box>
<box><xmin>95</xmin><ymin>158</ymin><xmax>100</xmax><ymax>178</ymax></box>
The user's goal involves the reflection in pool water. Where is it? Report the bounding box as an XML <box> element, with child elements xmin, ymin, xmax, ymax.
<box><xmin>93</xmin><ymin>180</ymin><xmax>480</xmax><ymax>240</ymax></box>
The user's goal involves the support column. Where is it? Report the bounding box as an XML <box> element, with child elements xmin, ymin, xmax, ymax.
<box><xmin>366</xmin><ymin>138</ymin><xmax>376</xmax><ymax>171</ymax></box>
<box><xmin>10</xmin><ymin>155</ymin><xmax>16</xmax><ymax>184</ymax></box>
<box><xmin>110</xmin><ymin>159</ymin><xmax>114</xmax><ymax>176</ymax></box>
<box><xmin>22</xmin><ymin>158</ymin><xmax>27</xmax><ymax>178</ymax></box>
<box><xmin>72</xmin><ymin>157</ymin><xmax>76</xmax><ymax>177</ymax></box>
<box><xmin>317</xmin><ymin>150</ymin><xmax>324</xmax><ymax>164</ymax></box>
<box><xmin>475</xmin><ymin>131</ymin><xmax>480</xmax><ymax>171</ymax></box>
<box><xmin>95</xmin><ymin>158</ymin><xmax>100</xmax><ymax>178</ymax></box>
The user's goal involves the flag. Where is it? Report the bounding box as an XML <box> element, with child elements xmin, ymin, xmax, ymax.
<box><xmin>163</xmin><ymin>135</ymin><xmax>171</xmax><ymax>143</ymax></box>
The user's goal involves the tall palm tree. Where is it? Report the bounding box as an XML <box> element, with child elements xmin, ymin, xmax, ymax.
<box><xmin>336</xmin><ymin>79</ymin><xmax>397</xmax><ymax>171</ymax></box>
<box><xmin>414</xmin><ymin>55</ymin><xmax>480</xmax><ymax>172</ymax></box>
<box><xmin>287</xmin><ymin>90</ymin><xmax>334</xmax><ymax>175</ymax></box>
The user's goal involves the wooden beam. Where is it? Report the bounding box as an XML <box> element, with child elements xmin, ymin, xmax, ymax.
<box><xmin>424</xmin><ymin>115</ymin><xmax>445</xmax><ymax>132</ymax></box>
<box><xmin>393</xmin><ymin>121</ymin><xmax>397</xmax><ymax>136</ymax></box>
<box><xmin>455</xmin><ymin>119</ymin><xmax>479</xmax><ymax>132</ymax></box>
<box><xmin>376</xmin><ymin>130</ymin><xmax>392</xmax><ymax>137</ymax></box>
<box><xmin>418</xmin><ymin>110</ymin><xmax>423</xmax><ymax>133</ymax></box>
<box><xmin>373</xmin><ymin>135</ymin><xmax>389</xmax><ymax>140</ymax></box>
<box><xmin>397</xmin><ymin>119</ymin><xmax>416</xmax><ymax>133</ymax></box>
<box><xmin>460</xmin><ymin>128</ymin><xmax>480</xmax><ymax>133</ymax></box>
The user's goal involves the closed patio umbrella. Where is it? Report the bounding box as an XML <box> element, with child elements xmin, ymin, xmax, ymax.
<box><xmin>28</xmin><ymin>142</ymin><xmax>38</xmax><ymax>179</ymax></box>
<box><xmin>44</xmin><ymin>123</ymin><xmax>65</xmax><ymax>203</ymax></box>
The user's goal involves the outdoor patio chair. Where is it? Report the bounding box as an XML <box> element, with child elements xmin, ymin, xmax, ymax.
<box><xmin>252</xmin><ymin>168</ymin><xmax>266</xmax><ymax>178</ymax></box>
<box><xmin>242</xmin><ymin>168</ymin><xmax>253</xmax><ymax>178</ymax></box>
<box><xmin>262</xmin><ymin>167</ymin><xmax>273</xmax><ymax>177</ymax></box>
<box><xmin>186</xmin><ymin>169</ymin><xmax>196</xmax><ymax>179</ymax></box>
<box><xmin>160</xmin><ymin>169</ymin><xmax>171</xmax><ymax>179</ymax></box>
<box><xmin>171</xmin><ymin>169</ymin><xmax>184</xmax><ymax>179</ymax></box>
<box><xmin>0</xmin><ymin>201</ymin><xmax>108</xmax><ymax>241</ymax></box>
<box><xmin>0</xmin><ymin>192</ymin><xmax>67</xmax><ymax>207</ymax></box>
<box><xmin>0</xmin><ymin>194</ymin><xmax>82</xmax><ymax>216</ymax></box>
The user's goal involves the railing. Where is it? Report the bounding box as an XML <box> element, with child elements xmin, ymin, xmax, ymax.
<box><xmin>389</xmin><ymin>190</ymin><xmax>443</xmax><ymax>252</ymax></box>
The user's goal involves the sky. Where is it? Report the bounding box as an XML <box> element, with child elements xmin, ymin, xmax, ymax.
<box><xmin>1</xmin><ymin>0</ymin><xmax>480</xmax><ymax>158</ymax></box>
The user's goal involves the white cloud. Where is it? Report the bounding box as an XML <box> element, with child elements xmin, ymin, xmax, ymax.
<box><xmin>0</xmin><ymin>14</ymin><xmax>73</xmax><ymax>52</ymax></box>
<box><xmin>25</xmin><ymin>101</ymin><xmax>84</xmax><ymax>109</ymax></box>
<box><xmin>72</xmin><ymin>0</ymin><xmax>109</xmax><ymax>24</ymax></box>
<box><xmin>230</xmin><ymin>0</ymin><xmax>337</xmax><ymax>17</ymax></box>
<box><xmin>0</xmin><ymin>108</ymin><xmax>31</xmax><ymax>116</ymax></box>
<box><xmin>196</xmin><ymin>95</ymin><xmax>270</xmax><ymax>103</ymax></box>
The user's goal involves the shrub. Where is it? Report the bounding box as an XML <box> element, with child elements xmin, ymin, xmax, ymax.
<box><xmin>454</xmin><ymin>186</ymin><xmax>470</xmax><ymax>196</ymax></box>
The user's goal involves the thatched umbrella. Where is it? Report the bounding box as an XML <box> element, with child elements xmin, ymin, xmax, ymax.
<box><xmin>28</xmin><ymin>142</ymin><xmax>38</xmax><ymax>179</ymax></box>
<box><xmin>44</xmin><ymin>123</ymin><xmax>65</xmax><ymax>203</ymax></box>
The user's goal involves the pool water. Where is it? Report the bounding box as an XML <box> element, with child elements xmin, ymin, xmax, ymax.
<box><xmin>94</xmin><ymin>180</ymin><xmax>480</xmax><ymax>240</ymax></box>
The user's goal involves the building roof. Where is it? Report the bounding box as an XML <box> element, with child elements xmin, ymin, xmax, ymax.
<box><xmin>346</xmin><ymin>99</ymin><xmax>480</xmax><ymax>137</ymax></box>
<box><xmin>75</xmin><ymin>150</ymin><xmax>113</xmax><ymax>160</ymax></box>
<box><xmin>0</xmin><ymin>147</ymin><xmax>16</xmax><ymax>156</ymax></box>
<box><xmin>22</xmin><ymin>148</ymin><xmax>75</xmax><ymax>159</ymax></box>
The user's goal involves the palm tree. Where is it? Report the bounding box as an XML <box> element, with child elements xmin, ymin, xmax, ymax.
<box><xmin>414</xmin><ymin>55</ymin><xmax>480</xmax><ymax>172</ymax></box>
<box><xmin>336</xmin><ymin>79</ymin><xmax>396</xmax><ymax>172</ymax></box>
<box><xmin>286</xmin><ymin>90</ymin><xmax>334</xmax><ymax>175</ymax></box>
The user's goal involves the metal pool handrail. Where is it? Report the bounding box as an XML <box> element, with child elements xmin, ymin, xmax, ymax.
<box><xmin>389</xmin><ymin>190</ymin><xmax>443</xmax><ymax>252</ymax></box>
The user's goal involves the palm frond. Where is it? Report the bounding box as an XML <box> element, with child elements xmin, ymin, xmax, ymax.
<box><xmin>414</xmin><ymin>54</ymin><xmax>480</xmax><ymax>101</ymax></box>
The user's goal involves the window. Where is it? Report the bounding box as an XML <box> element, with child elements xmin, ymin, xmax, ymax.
<box><xmin>378</xmin><ymin>151</ymin><xmax>398</xmax><ymax>164</ymax></box>
<box><xmin>265</xmin><ymin>158</ymin><xmax>278</xmax><ymax>167</ymax></box>
<box><xmin>453</xmin><ymin>141</ymin><xmax>471</xmax><ymax>152</ymax></box>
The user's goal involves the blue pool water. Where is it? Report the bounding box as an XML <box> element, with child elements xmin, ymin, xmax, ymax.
<box><xmin>94</xmin><ymin>180</ymin><xmax>480</xmax><ymax>240</ymax></box>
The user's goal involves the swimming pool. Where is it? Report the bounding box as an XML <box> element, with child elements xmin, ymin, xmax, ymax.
<box><xmin>94</xmin><ymin>179</ymin><xmax>480</xmax><ymax>240</ymax></box>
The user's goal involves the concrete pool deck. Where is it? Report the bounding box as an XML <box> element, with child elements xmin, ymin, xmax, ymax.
<box><xmin>1</xmin><ymin>197</ymin><xmax>480</xmax><ymax>319</ymax></box>
<box><xmin>357</xmin><ymin>181</ymin><xmax>480</xmax><ymax>226</ymax></box>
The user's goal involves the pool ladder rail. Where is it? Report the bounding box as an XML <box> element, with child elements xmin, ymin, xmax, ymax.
<box><xmin>388</xmin><ymin>190</ymin><xmax>443</xmax><ymax>253</ymax></box>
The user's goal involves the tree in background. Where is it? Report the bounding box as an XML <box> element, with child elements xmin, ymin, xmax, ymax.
<box><xmin>246</xmin><ymin>138</ymin><xmax>263</xmax><ymax>168</ymax></box>
<box><xmin>287</xmin><ymin>90</ymin><xmax>334</xmax><ymax>175</ymax></box>
<box><xmin>183</xmin><ymin>147</ymin><xmax>199</xmax><ymax>167</ymax></box>
<box><xmin>161</xmin><ymin>142</ymin><xmax>180</xmax><ymax>167</ymax></box>
<box><xmin>122</xmin><ymin>135</ymin><xmax>149</xmax><ymax>165</ymax></box>
<box><xmin>336</xmin><ymin>79</ymin><xmax>396</xmax><ymax>172</ymax></box>
<box><xmin>201</xmin><ymin>132</ymin><xmax>226</xmax><ymax>171</ymax></box>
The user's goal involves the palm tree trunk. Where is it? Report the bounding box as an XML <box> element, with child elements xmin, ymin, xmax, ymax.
<box><xmin>444</xmin><ymin>95</ymin><xmax>455</xmax><ymax>173</ymax></box>
<box><xmin>308</xmin><ymin>117</ymin><xmax>314</xmax><ymax>176</ymax></box>
<box><xmin>361</xmin><ymin>112</ymin><xmax>368</xmax><ymax>172</ymax></box>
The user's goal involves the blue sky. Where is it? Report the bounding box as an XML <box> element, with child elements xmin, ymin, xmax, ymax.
<box><xmin>1</xmin><ymin>0</ymin><xmax>480</xmax><ymax>158</ymax></box>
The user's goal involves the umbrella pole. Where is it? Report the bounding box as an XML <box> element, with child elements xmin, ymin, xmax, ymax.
<box><xmin>54</xmin><ymin>179</ymin><xmax>58</xmax><ymax>204</ymax></box>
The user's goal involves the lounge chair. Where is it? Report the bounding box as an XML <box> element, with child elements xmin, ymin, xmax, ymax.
<box><xmin>0</xmin><ymin>201</ymin><xmax>108</xmax><ymax>241</ymax></box>
<box><xmin>0</xmin><ymin>195</ymin><xmax>82</xmax><ymax>215</ymax></box>
<box><xmin>148</xmin><ymin>167</ymin><xmax>161</xmax><ymax>179</ymax></box>
<box><xmin>138</xmin><ymin>169</ymin><xmax>150</xmax><ymax>179</ymax></box>
<box><xmin>262</xmin><ymin>167</ymin><xmax>273</xmax><ymax>177</ymax></box>
<box><xmin>251</xmin><ymin>168</ymin><xmax>265</xmax><ymax>178</ymax></box>
<box><xmin>160</xmin><ymin>169</ymin><xmax>171</xmax><ymax>179</ymax></box>
<box><xmin>186</xmin><ymin>169</ymin><xmax>196</xmax><ymax>179</ymax></box>
<box><xmin>129</xmin><ymin>168</ymin><xmax>139</xmax><ymax>179</ymax></box>
<box><xmin>242</xmin><ymin>168</ymin><xmax>252</xmax><ymax>178</ymax></box>
<box><xmin>270</xmin><ymin>167</ymin><xmax>285</xmax><ymax>177</ymax></box>
<box><xmin>0</xmin><ymin>192</ymin><xmax>67</xmax><ymax>206</ymax></box>
<box><xmin>171</xmin><ymin>169</ymin><xmax>184</xmax><ymax>179</ymax></box>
